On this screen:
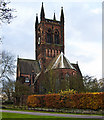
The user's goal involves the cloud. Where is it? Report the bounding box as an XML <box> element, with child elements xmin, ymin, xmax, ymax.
<box><xmin>90</xmin><ymin>8</ymin><xmax>102</xmax><ymax>14</ymax></box>
<box><xmin>11</xmin><ymin>0</ymin><xmax>102</xmax><ymax>3</ymax></box>
<box><xmin>2</xmin><ymin>1</ymin><xmax>102</xmax><ymax>79</ymax></box>
<box><xmin>65</xmin><ymin>38</ymin><xmax>102</xmax><ymax>79</ymax></box>
<box><xmin>65</xmin><ymin>8</ymin><xmax>102</xmax><ymax>79</ymax></box>
<box><xmin>2</xmin><ymin>4</ymin><xmax>36</xmax><ymax>59</ymax></box>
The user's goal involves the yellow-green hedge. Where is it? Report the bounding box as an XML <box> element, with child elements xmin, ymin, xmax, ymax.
<box><xmin>27</xmin><ymin>92</ymin><xmax>104</xmax><ymax>110</ymax></box>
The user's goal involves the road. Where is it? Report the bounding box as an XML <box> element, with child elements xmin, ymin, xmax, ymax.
<box><xmin>0</xmin><ymin>109</ymin><xmax>104</xmax><ymax>119</ymax></box>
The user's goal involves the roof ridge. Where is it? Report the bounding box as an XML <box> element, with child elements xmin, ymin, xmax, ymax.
<box><xmin>45</xmin><ymin>52</ymin><xmax>76</xmax><ymax>72</ymax></box>
<box><xmin>18</xmin><ymin>58</ymin><xmax>38</xmax><ymax>61</ymax></box>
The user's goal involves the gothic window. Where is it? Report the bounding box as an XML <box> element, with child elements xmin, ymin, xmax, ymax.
<box><xmin>54</xmin><ymin>29</ymin><xmax>59</xmax><ymax>44</ymax></box>
<box><xmin>25</xmin><ymin>77</ymin><xmax>29</xmax><ymax>83</ymax></box>
<box><xmin>61</xmin><ymin>31</ymin><xmax>63</xmax><ymax>44</ymax></box>
<box><xmin>47</xmin><ymin>28</ymin><xmax>53</xmax><ymax>43</ymax></box>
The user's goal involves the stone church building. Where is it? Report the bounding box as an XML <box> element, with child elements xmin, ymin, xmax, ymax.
<box><xmin>16</xmin><ymin>3</ymin><xmax>83</xmax><ymax>94</ymax></box>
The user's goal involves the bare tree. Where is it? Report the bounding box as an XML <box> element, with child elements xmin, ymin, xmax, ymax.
<box><xmin>0</xmin><ymin>51</ymin><xmax>16</xmax><ymax>81</ymax></box>
<box><xmin>2</xmin><ymin>79</ymin><xmax>15</xmax><ymax>101</ymax></box>
<box><xmin>0</xmin><ymin>0</ymin><xmax>16</xmax><ymax>44</ymax></box>
<box><xmin>0</xmin><ymin>51</ymin><xmax>16</xmax><ymax>101</ymax></box>
<box><xmin>0</xmin><ymin>0</ymin><xmax>15</xmax><ymax>24</ymax></box>
<box><xmin>0</xmin><ymin>0</ymin><xmax>16</xmax><ymax>102</ymax></box>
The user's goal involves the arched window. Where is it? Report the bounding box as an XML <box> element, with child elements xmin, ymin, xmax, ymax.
<box><xmin>54</xmin><ymin>29</ymin><xmax>59</xmax><ymax>44</ymax></box>
<box><xmin>47</xmin><ymin>28</ymin><xmax>53</xmax><ymax>43</ymax></box>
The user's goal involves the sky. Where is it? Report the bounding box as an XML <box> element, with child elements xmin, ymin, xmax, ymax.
<box><xmin>1</xmin><ymin>0</ymin><xmax>102</xmax><ymax>79</ymax></box>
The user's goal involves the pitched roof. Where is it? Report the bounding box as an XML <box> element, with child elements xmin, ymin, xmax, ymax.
<box><xmin>71</xmin><ymin>63</ymin><xmax>82</xmax><ymax>76</ymax></box>
<box><xmin>45</xmin><ymin>52</ymin><xmax>76</xmax><ymax>72</ymax></box>
<box><xmin>17</xmin><ymin>58</ymin><xmax>41</xmax><ymax>75</ymax></box>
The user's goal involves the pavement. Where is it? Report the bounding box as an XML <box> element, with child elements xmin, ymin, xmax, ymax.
<box><xmin>0</xmin><ymin>109</ymin><xmax>104</xmax><ymax>119</ymax></box>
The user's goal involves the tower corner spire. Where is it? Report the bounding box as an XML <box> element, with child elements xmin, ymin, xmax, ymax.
<box><xmin>60</xmin><ymin>6</ymin><xmax>64</xmax><ymax>24</ymax></box>
<box><xmin>40</xmin><ymin>2</ymin><xmax>45</xmax><ymax>21</ymax></box>
<box><xmin>53</xmin><ymin>11</ymin><xmax>56</xmax><ymax>20</ymax></box>
<box><xmin>35</xmin><ymin>13</ymin><xmax>38</xmax><ymax>30</ymax></box>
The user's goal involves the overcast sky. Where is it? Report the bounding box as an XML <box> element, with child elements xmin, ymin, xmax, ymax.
<box><xmin>2</xmin><ymin>0</ymin><xmax>102</xmax><ymax>79</ymax></box>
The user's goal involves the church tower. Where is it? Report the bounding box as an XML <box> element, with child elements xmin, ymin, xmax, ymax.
<box><xmin>35</xmin><ymin>2</ymin><xmax>64</xmax><ymax>70</ymax></box>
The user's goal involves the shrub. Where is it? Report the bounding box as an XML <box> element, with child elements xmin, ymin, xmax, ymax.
<box><xmin>3</xmin><ymin>100</ymin><xmax>13</xmax><ymax>105</ymax></box>
<box><xmin>59</xmin><ymin>89</ymin><xmax>77</xmax><ymax>95</ymax></box>
<box><xmin>27</xmin><ymin>92</ymin><xmax>104</xmax><ymax>110</ymax></box>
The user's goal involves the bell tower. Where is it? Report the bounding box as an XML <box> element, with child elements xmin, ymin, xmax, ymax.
<box><xmin>35</xmin><ymin>2</ymin><xmax>64</xmax><ymax>70</ymax></box>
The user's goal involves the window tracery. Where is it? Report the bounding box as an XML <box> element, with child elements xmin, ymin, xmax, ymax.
<box><xmin>46</xmin><ymin>28</ymin><xmax>53</xmax><ymax>43</ymax></box>
<box><xmin>54</xmin><ymin>29</ymin><xmax>59</xmax><ymax>44</ymax></box>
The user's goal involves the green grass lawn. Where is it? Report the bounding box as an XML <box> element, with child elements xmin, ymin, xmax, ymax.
<box><xmin>1</xmin><ymin>112</ymin><xmax>102</xmax><ymax>120</ymax></box>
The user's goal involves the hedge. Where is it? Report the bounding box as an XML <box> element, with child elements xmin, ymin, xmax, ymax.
<box><xmin>27</xmin><ymin>92</ymin><xmax>104</xmax><ymax>110</ymax></box>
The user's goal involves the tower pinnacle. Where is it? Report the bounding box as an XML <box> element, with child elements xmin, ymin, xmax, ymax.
<box><xmin>40</xmin><ymin>2</ymin><xmax>45</xmax><ymax>21</ymax></box>
<box><xmin>60</xmin><ymin>7</ymin><xmax>64</xmax><ymax>24</ymax></box>
<box><xmin>53</xmin><ymin>11</ymin><xmax>56</xmax><ymax>20</ymax></box>
<box><xmin>35</xmin><ymin>13</ymin><xmax>38</xmax><ymax>29</ymax></box>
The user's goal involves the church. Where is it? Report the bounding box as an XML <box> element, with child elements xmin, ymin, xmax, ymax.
<box><xmin>16</xmin><ymin>3</ymin><xmax>84</xmax><ymax>94</ymax></box>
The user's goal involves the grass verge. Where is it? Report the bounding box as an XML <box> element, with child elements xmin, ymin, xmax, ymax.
<box><xmin>1</xmin><ymin>108</ymin><xmax>103</xmax><ymax>116</ymax></box>
<box><xmin>1</xmin><ymin>112</ymin><xmax>102</xmax><ymax>120</ymax></box>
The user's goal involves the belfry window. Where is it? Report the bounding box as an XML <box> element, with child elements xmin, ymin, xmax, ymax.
<box><xmin>46</xmin><ymin>28</ymin><xmax>53</xmax><ymax>43</ymax></box>
<box><xmin>54</xmin><ymin>30</ymin><xmax>59</xmax><ymax>44</ymax></box>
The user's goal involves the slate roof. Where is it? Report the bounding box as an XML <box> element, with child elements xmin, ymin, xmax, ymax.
<box><xmin>17</xmin><ymin>54</ymin><xmax>82</xmax><ymax>81</ymax></box>
<box><xmin>45</xmin><ymin>52</ymin><xmax>76</xmax><ymax>72</ymax></box>
<box><xmin>71</xmin><ymin>63</ymin><xmax>82</xmax><ymax>76</ymax></box>
<box><xmin>17</xmin><ymin>58</ymin><xmax>41</xmax><ymax>75</ymax></box>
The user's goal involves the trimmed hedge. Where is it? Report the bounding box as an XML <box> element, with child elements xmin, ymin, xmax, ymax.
<box><xmin>27</xmin><ymin>92</ymin><xmax>104</xmax><ymax>110</ymax></box>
